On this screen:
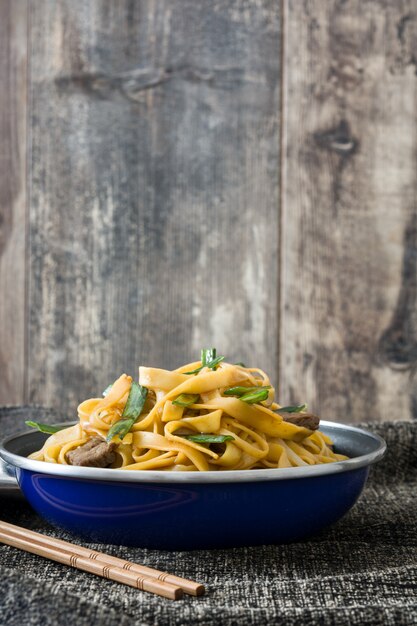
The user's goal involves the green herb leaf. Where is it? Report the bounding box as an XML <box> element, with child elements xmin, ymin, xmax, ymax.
<box><xmin>184</xmin><ymin>348</ymin><xmax>225</xmax><ymax>375</ymax></box>
<box><xmin>239</xmin><ymin>389</ymin><xmax>270</xmax><ymax>404</ymax></box>
<box><xmin>224</xmin><ymin>385</ymin><xmax>271</xmax><ymax>397</ymax></box>
<box><xmin>106</xmin><ymin>382</ymin><xmax>148</xmax><ymax>442</ymax></box>
<box><xmin>234</xmin><ymin>362</ymin><xmax>246</xmax><ymax>367</ymax></box>
<box><xmin>180</xmin><ymin>434</ymin><xmax>234</xmax><ymax>444</ymax></box>
<box><xmin>102</xmin><ymin>384</ymin><xmax>113</xmax><ymax>397</ymax></box>
<box><xmin>206</xmin><ymin>355</ymin><xmax>225</xmax><ymax>369</ymax></box>
<box><xmin>25</xmin><ymin>421</ymin><xmax>66</xmax><ymax>435</ymax></box>
<box><xmin>202</xmin><ymin>348</ymin><xmax>216</xmax><ymax>366</ymax></box>
<box><xmin>278</xmin><ymin>404</ymin><xmax>307</xmax><ymax>413</ymax></box>
<box><xmin>172</xmin><ymin>393</ymin><xmax>199</xmax><ymax>407</ymax></box>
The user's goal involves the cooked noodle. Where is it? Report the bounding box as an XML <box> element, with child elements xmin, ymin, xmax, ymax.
<box><xmin>29</xmin><ymin>358</ymin><xmax>348</xmax><ymax>471</ymax></box>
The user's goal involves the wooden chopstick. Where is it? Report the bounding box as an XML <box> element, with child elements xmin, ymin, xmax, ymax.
<box><xmin>1</xmin><ymin>519</ymin><xmax>204</xmax><ymax>596</ymax></box>
<box><xmin>0</xmin><ymin>523</ymin><xmax>182</xmax><ymax>600</ymax></box>
<box><xmin>0</xmin><ymin>521</ymin><xmax>205</xmax><ymax>600</ymax></box>
<box><xmin>0</xmin><ymin>520</ymin><xmax>204</xmax><ymax>597</ymax></box>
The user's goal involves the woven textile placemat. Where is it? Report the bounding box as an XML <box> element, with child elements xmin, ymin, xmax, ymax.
<box><xmin>0</xmin><ymin>407</ymin><xmax>416</xmax><ymax>626</ymax></box>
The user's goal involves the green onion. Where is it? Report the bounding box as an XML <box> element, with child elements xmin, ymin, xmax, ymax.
<box><xmin>106</xmin><ymin>382</ymin><xmax>148</xmax><ymax>442</ymax></box>
<box><xmin>172</xmin><ymin>393</ymin><xmax>199</xmax><ymax>407</ymax></box>
<box><xmin>278</xmin><ymin>404</ymin><xmax>307</xmax><ymax>413</ymax></box>
<box><xmin>184</xmin><ymin>348</ymin><xmax>225</xmax><ymax>375</ymax></box>
<box><xmin>202</xmin><ymin>348</ymin><xmax>216</xmax><ymax>366</ymax></box>
<box><xmin>234</xmin><ymin>362</ymin><xmax>246</xmax><ymax>367</ymax></box>
<box><xmin>102</xmin><ymin>384</ymin><xmax>113</xmax><ymax>397</ymax></box>
<box><xmin>180</xmin><ymin>434</ymin><xmax>234</xmax><ymax>444</ymax></box>
<box><xmin>224</xmin><ymin>385</ymin><xmax>271</xmax><ymax>397</ymax></box>
<box><xmin>239</xmin><ymin>389</ymin><xmax>270</xmax><ymax>404</ymax></box>
<box><xmin>25</xmin><ymin>421</ymin><xmax>66</xmax><ymax>435</ymax></box>
<box><xmin>206</xmin><ymin>355</ymin><xmax>224</xmax><ymax>369</ymax></box>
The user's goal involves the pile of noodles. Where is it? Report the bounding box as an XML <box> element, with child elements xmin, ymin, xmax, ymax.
<box><xmin>29</xmin><ymin>360</ymin><xmax>347</xmax><ymax>471</ymax></box>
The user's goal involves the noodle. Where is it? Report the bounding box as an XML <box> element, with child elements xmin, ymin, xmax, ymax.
<box><xmin>29</xmin><ymin>355</ymin><xmax>348</xmax><ymax>471</ymax></box>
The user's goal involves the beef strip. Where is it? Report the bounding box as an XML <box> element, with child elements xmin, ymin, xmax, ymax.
<box><xmin>281</xmin><ymin>412</ymin><xmax>320</xmax><ymax>431</ymax></box>
<box><xmin>66</xmin><ymin>437</ymin><xmax>117</xmax><ymax>468</ymax></box>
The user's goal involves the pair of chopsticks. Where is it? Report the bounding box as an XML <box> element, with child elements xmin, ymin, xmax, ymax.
<box><xmin>0</xmin><ymin>520</ymin><xmax>204</xmax><ymax>600</ymax></box>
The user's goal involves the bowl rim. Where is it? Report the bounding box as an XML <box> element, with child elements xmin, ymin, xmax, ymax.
<box><xmin>0</xmin><ymin>420</ymin><xmax>386</xmax><ymax>484</ymax></box>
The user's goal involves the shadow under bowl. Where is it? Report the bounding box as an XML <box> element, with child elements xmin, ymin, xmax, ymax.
<box><xmin>0</xmin><ymin>421</ymin><xmax>386</xmax><ymax>550</ymax></box>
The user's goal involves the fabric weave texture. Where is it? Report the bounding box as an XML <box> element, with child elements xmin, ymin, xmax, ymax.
<box><xmin>0</xmin><ymin>407</ymin><xmax>416</xmax><ymax>626</ymax></box>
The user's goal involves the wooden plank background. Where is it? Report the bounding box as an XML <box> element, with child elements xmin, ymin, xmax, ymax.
<box><xmin>0</xmin><ymin>0</ymin><xmax>416</xmax><ymax>422</ymax></box>
<box><xmin>0</xmin><ymin>0</ymin><xmax>27</xmax><ymax>404</ymax></box>
<box><xmin>280</xmin><ymin>0</ymin><xmax>417</xmax><ymax>422</ymax></box>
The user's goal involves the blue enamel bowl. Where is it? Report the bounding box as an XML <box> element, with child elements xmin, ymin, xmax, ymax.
<box><xmin>0</xmin><ymin>421</ymin><xmax>385</xmax><ymax>550</ymax></box>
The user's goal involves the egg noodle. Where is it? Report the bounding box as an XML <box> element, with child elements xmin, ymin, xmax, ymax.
<box><xmin>29</xmin><ymin>351</ymin><xmax>348</xmax><ymax>471</ymax></box>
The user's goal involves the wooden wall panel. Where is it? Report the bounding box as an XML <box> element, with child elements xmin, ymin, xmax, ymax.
<box><xmin>280</xmin><ymin>1</ymin><xmax>417</xmax><ymax>421</ymax></box>
<box><xmin>0</xmin><ymin>0</ymin><xmax>27</xmax><ymax>404</ymax></box>
<box><xmin>28</xmin><ymin>1</ymin><xmax>280</xmax><ymax>412</ymax></box>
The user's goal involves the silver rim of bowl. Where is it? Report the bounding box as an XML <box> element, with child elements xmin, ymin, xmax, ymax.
<box><xmin>0</xmin><ymin>420</ymin><xmax>386</xmax><ymax>484</ymax></box>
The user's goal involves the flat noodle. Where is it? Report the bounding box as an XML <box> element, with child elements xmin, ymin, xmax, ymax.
<box><xmin>29</xmin><ymin>359</ymin><xmax>348</xmax><ymax>471</ymax></box>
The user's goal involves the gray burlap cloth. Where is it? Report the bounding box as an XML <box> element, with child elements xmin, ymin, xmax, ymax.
<box><xmin>0</xmin><ymin>407</ymin><xmax>416</xmax><ymax>626</ymax></box>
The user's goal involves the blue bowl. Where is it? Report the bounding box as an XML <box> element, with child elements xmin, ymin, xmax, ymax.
<box><xmin>0</xmin><ymin>421</ymin><xmax>386</xmax><ymax>550</ymax></box>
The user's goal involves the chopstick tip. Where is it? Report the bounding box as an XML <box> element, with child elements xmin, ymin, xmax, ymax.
<box><xmin>173</xmin><ymin>587</ymin><xmax>184</xmax><ymax>600</ymax></box>
<box><xmin>194</xmin><ymin>584</ymin><xmax>205</xmax><ymax>596</ymax></box>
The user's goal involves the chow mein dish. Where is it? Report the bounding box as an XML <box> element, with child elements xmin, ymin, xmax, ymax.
<box><xmin>28</xmin><ymin>349</ymin><xmax>348</xmax><ymax>471</ymax></box>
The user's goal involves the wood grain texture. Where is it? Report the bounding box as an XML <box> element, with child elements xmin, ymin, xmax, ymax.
<box><xmin>28</xmin><ymin>0</ymin><xmax>280</xmax><ymax>412</ymax></box>
<box><xmin>280</xmin><ymin>0</ymin><xmax>417</xmax><ymax>422</ymax></box>
<box><xmin>0</xmin><ymin>0</ymin><xmax>27</xmax><ymax>404</ymax></box>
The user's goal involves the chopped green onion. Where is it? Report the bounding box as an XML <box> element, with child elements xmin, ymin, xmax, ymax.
<box><xmin>202</xmin><ymin>348</ymin><xmax>216</xmax><ymax>366</ymax></box>
<box><xmin>224</xmin><ymin>385</ymin><xmax>271</xmax><ymax>397</ymax></box>
<box><xmin>206</xmin><ymin>355</ymin><xmax>225</xmax><ymax>369</ymax></box>
<box><xmin>180</xmin><ymin>434</ymin><xmax>234</xmax><ymax>444</ymax></box>
<box><xmin>102</xmin><ymin>384</ymin><xmax>113</xmax><ymax>397</ymax></box>
<box><xmin>106</xmin><ymin>382</ymin><xmax>148</xmax><ymax>442</ymax></box>
<box><xmin>278</xmin><ymin>404</ymin><xmax>307</xmax><ymax>413</ymax></box>
<box><xmin>184</xmin><ymin>348</ymin><xmax>225</xmax><ymax>375</ymax></box>
<box><xmin>25</xmin><ymin>421</ymin><xmax>66</xmax><ymax>435</ymax></box>
<box><xmin>239</xmin><ymin>389</ymin><xmax>270</xmax><ymax>404</ymax></box>
<box><xmin>172</xmin><ymin>393</ymin><xmax>199</xmax><ymax>407</ymax></box>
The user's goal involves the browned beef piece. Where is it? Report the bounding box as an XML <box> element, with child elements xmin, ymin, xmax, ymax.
<box><xmin>281</xmin><ymin>412</ymin><xmax>320</xmax><ymax>431</ymax></box>
<box><xmin>66</xmin><ymin>437</ymin><xmax>117</xmax><ymax>468</ymax></box>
